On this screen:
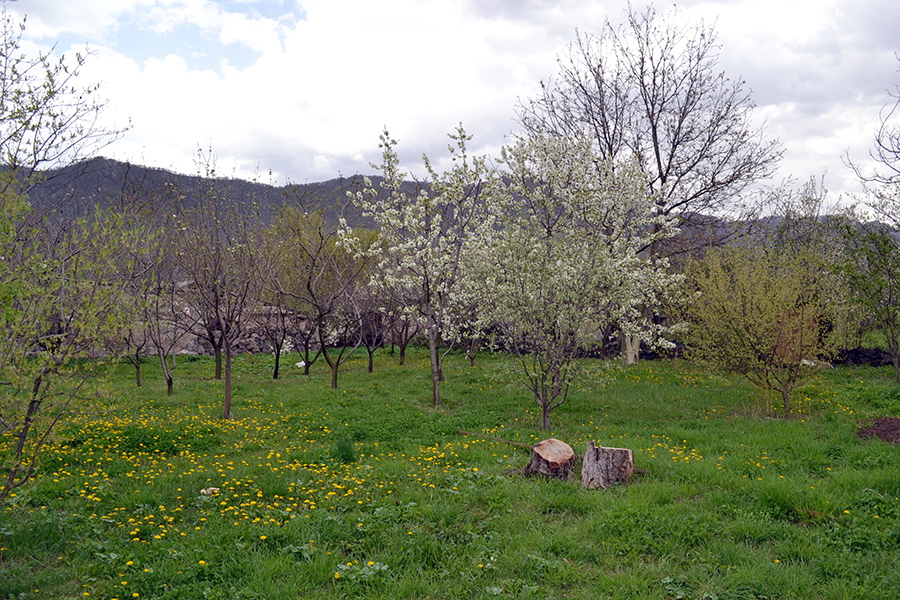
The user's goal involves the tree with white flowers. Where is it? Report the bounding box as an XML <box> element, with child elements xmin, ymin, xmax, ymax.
<box><xmin>475</xmin><ymin>133</ymin><xmax>682</xmax><ymax>430</ymax></box>
<box><xmin>346</xmin><ymin>126</ymin><xmax>501</xmax><ymax>406</ymax></box>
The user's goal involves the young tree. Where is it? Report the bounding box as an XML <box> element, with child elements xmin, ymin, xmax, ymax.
<box><xmin>516</xmin><ymin>4</ymin><xmax>780</xmax><ymax>229</ymax></box>
<box><xmin>1</xmin><ymin>201</ymin><xmax>144</xmax><ymax>500</ymax></box>
<box><xmin>172</xmin><ymin>153</ymin><xmax>268</xmax><ymax>418</ymax></box>
<box><xmin>271</xmin><ymin>205</ymin><xmax>372</xmax><ymax>389</ymax></box>
<box><xmin>0</xmin><ymin>2</ymin><xmax>130</xmax><ymax>501</ymax></box>
<box><xmin>683</xmin><ymin>242</ymin><xmax>840</xmax><ymax>416</ymax></box>
<box><xmin>476</xmin><ymin>133</ymin><xmax>681</xmax><ymax>430</ymax></box>
<box><xmin>347</xmin><ymin>126</ymin><xmax>501</xmax><ymax>406</ymax></box>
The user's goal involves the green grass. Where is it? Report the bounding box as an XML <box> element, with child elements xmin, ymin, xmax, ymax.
<box><xmin>2</xmin><ymin>347</ymin><xmax>900</xmax><ymax>599</ymax></box>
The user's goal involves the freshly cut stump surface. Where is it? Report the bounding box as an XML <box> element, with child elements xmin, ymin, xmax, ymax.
<box><xmin>581</xmin><ymin>442</ymin><xmax>634</xmax><ymax>489</ymax></box>
<box><xmin>524</xmin><ymin>438</ymin><xmax>576</xmax><ymax>480</ymax></box>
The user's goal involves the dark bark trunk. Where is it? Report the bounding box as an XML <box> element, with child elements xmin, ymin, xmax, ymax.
<box><xmin>214</xmin><ymin>343</ymin><xmax>223</xmax><ymax>380</ymax></box>
<box><xmin>273</xmin><ymin>346</ymin><xmax>281</xmax><ymax>380</ymax></box>
<box><xmin>223</xmin><ymin>341</ymin><xmax>233</xmax><ymax>419</ymax></box>
<box><xmin>428</xmin><ymin>329</ymin><xmax>441</xmax><ymax>406</ymax></box>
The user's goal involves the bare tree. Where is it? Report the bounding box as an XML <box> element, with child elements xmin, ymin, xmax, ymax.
<box><xmin>172</xmin><ymin>150</ymin><xmax>268</xmax><ymax>418</ymax></box>
<box><xmin>516</xmin><ymin>4</ymin><xmax>781</xmax><ymax>229</ymax></box>
<box><xmin>846</xmin><ymin>54</ymin><xmax>900</xmax><ymax>224</ymax></box>
<box><xmin>271</xmin><ymin>204</ymin><xmax>373</xmax><ymax>389</ymax></box>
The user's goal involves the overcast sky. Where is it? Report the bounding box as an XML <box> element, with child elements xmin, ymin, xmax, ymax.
<box><xmin>11</xmin><ymin>0</ymin><xmax>900</xmax><ymax>203</ymax></box>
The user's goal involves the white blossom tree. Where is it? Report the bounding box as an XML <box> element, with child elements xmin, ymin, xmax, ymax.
<box><xmin>346</xmin><ymin>126</ymin><xmax>501</xmax><ymax>406</ymax></box>
<box><xmin>475</xmin><ymin>133</ymin><xmax>682</xmax><ymax>430</ymax></box>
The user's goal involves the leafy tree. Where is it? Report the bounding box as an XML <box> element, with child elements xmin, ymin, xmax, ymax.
<box><xmin>0</xmin><ymin>2</ymin><xmax>130</xmax><ymax>501</ymax></box>
<box><xmin>477</xmin><ymin>134</ymin><xmax>681</xmax><ymax>430</ymax></box>
<box><xmin>1</xmin><ymin>201</ymin><xmax>144</xmax><ymax>500</ymax></box>
<box><xmin>683</xmin><ymin>242</ymin><xmax>840</xmax><ymax>416</ymax></box>
<box><xmin>516</xmin><ymin>4</ymin><xmax>780</xmax><ymax>230</ymax></box>
<box><xmin>348</xmin><ymin>126</ymin><xmax>500</xmax><ymax>406</ymax></box>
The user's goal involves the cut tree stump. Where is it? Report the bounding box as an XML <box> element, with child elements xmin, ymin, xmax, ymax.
<box><xmin>581</xmin><ymin>441</ymin><xmax>634</xmax><ymax>489</ymax></box>
<box><xmin>524</xmin><ymin>438</ymin><xmax>576</xmax><ymax>480</ymax></box>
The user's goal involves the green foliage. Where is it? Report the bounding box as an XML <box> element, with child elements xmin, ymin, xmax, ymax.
<box><xmin>683</xmin><ymin>242</ymin><xmax>842</xmax><ymax>415</ymax></box>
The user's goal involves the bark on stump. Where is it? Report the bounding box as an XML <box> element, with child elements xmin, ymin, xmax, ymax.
<box><xmin>581</xmin><ymin>441</ymin><xmax>634</xmax><ymax>489</ymax></box>
<box><xmin>524</xmin><ymin>438</ymin><xmax>576</xmax><ymax>480</ymax></box>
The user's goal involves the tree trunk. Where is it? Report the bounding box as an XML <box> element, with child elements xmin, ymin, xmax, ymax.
<box><xmin>134</xmin><ymin>357</ymin><xmax>142</xmax><ymax>388</ymax></box>
<box><xmin>214</xmin><ymin>343</ymin><xmax>223</xmax><ymax>380</ymax></box>
<box><xmin>428</xmin><ymin>328</ymin><xmax>441</xmax><ymax>406</ymax></box>
<box><xmin>621</xmin><ymin>333</ymin><xmax>639</xmax><ymax>366</ymax></box>
<box><xmin>541</xmin><ymin>401</ymin><xmax>551</xmax><ymax>431</ymax></box>
<box><xmin>158</xmin><ymin>348</ymin><xmax>174</xmax><ymax>396</ymax></box>
<box><xmin>223</xmin><ymin>341</ymin><xmax>233</xmax><ymax>419</ymax></box>
<box><xmin>272</xmin><ymin>344</ymin><xmax>281</xmax><ymax>380</ymax></box>
<box><xmin>524</xmin><ymin>438</ymin><xmax>575</xmax><ymax>480</ymax></box>
<box><xmin>581</xmin><ymin>442</ymin><xmax>634</xmax><ymax>489</ymax></box>
<box><xmin>782</xmin><ymin>388</ymin><xmax>791</xmax><ymax>416</ymax></box>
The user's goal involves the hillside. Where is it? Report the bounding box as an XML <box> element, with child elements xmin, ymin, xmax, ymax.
<box><xmin>24</xmin><ymin>156</ymin><xmax>383</xmax><ymax>226</ymax></box>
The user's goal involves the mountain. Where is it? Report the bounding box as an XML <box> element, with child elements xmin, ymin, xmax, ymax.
<box><xmin>24</xmin><ymin>156</ymin><xmax>383</xmax><ymax>226</ymax></box>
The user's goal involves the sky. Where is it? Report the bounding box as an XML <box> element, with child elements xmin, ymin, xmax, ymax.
<box><xmin>10</xmin><ymin>0</ymin><xmax>900</xmax><ymax>204</ymax></box>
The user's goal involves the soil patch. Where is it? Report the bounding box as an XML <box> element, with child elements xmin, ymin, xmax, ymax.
<box><xmin>857</xmin><ymin>417</ymin><xmax>900</xmax><ymax>444</ymax></box>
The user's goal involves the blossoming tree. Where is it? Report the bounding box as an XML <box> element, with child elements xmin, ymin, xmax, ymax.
<box><xmin>475</xmin><ymin>134</ymin><xmax>682</xmax><ymax>430</ymax></box>
<box><xmin>346</xmin><ymin>126</ymin><xmax>501</xmax><ymax>406</ymax></box>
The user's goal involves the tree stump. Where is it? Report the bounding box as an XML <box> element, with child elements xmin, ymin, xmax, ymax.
<box><xmin>581</xmin><ymin>441</ymin><xmax>634</xmax><ymax>489</ymax></box>
<box><xmin>524</xmin><ymin>438</ymin><xmax>576</xmax><ymax>480</ymax></box>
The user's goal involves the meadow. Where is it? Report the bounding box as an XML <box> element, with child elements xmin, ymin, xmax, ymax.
<box><xmin>1</xmin><ymin>348</ymin><xmax>899</xmax><ymax>599</ymax></box>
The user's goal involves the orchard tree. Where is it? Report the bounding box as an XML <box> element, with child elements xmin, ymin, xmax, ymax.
<box><xmin>271</xmin><ymin>205</ymin><xmax>373</xmax><ymax>389</ymax></box>
<box><xmin>0</xmin><ymin>2</ymin><xmax>130</xmax><ymax>502</ymax></box>
<box><xmin>477</xmin><ymin>133</ymin><xmax>681</xmax><ymax>430</ymax></box>
<box><xmin>1</xmin><ymin>201</ymin><xmax>145</xmax><ymax>500</ymax></box>
<box><xmin>683</xmin><ymin>242</ymin><xmax>841</xmax><ymax>416</ymax></box>
<box><xmin>173</xmin><ymin>152</ymin><xmax>269</xmax><ymax>419</ymax></box>
<box><xmin>517</xmin><ymin>4</ymin><xmax>780</xmax><ymax>230</ymax></box>
<box><xmin>347</xmin><ymin>126</ymin><xmax>501</xmax><ymax>406</ymax></box>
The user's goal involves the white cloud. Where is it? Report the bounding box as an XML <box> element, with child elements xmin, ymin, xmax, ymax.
<box><xmin>8</xmin><ymin>0</ymin><xmax>900</xmax><ymax>199</ymax></box>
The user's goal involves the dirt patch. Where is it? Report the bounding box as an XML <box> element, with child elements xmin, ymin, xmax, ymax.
<box><xmin>857</xmin><ymin>417</ymin><xmax>900</xmax><ymax>444</ymax></box>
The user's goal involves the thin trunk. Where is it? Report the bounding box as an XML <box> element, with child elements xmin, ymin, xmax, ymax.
<box><xmin>158</xmin><ymin>348</ymin><xmax>175</xmax><ymax>396</ymax></box>
<box><xmin>428</xmin><ymin>328</ymin><xmax>441</xmax><ymax>407</ymax></box>
<box><xmin>214</xmin><ymin>343</ymin><xmax>223</xmax><ymax>380</ymax></box>
<box><xmin>223</xmin><ymin>341</ymin><xmax>233</xmax><ymax>419</ymax></box>
<box><xmin>542</xmin><ymin>401</ymin><xmax>551</xmax><ymax>431</ymax></box>
<box><xmin>134</xmin><ymin>355</ymin><xmax>142</xmax><ymax>387</ymax></box>
<box><xmin>272</xmin><ymin>341</ymin><xmax>282</xmax><ymax>380</ymax></box>
<box><xmin>782</xmin><ymin>388</ymin><xmax>791</xmax><ymax>417</ymax></box>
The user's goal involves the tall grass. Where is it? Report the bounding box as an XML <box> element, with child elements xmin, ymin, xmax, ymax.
<box><xmin>2</xmin><ymin>347</ymin><xmax>899</xmax><ymax>599</ymax></box>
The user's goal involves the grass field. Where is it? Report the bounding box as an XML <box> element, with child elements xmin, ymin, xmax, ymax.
<box><xmin>2</xmin><ymin>347</ymin><xmax>899</xmax><ymax>599</ymax></box>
